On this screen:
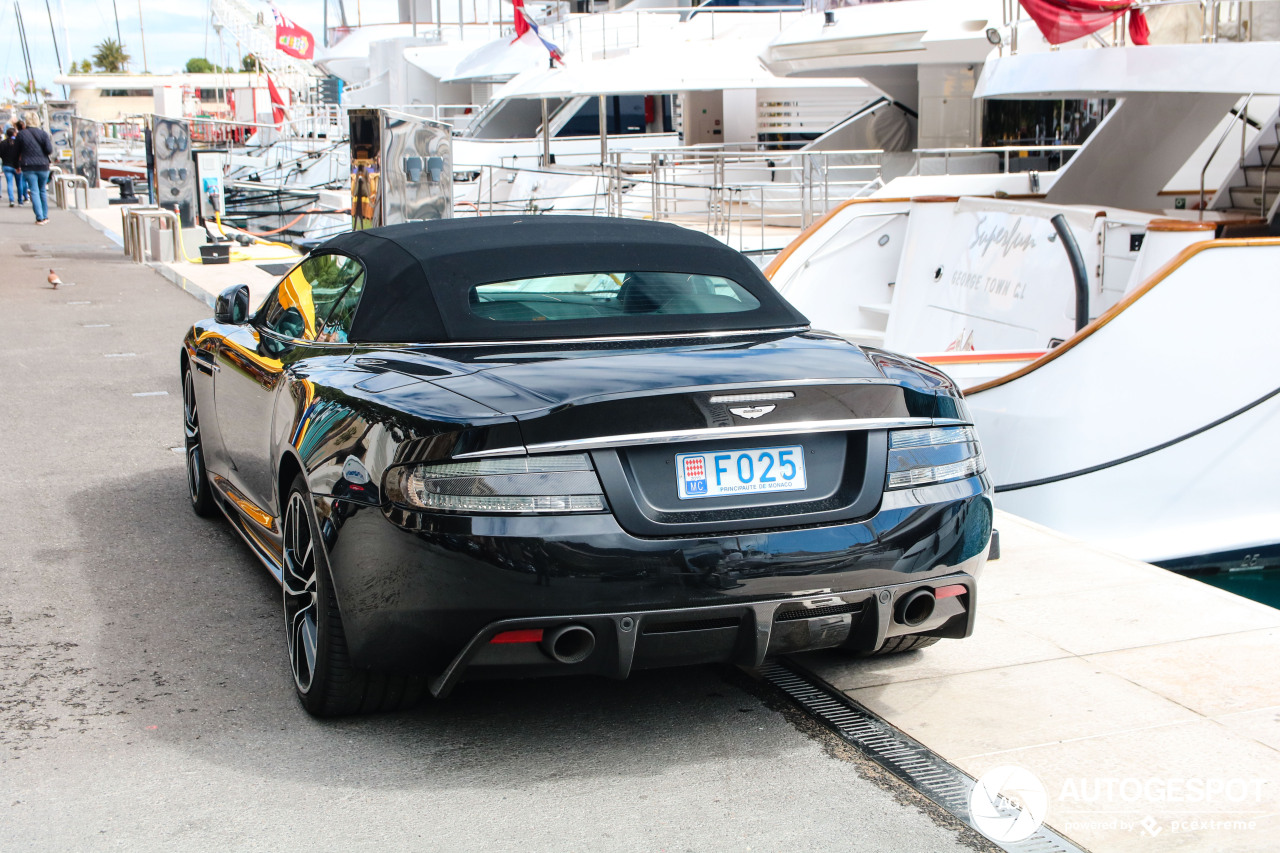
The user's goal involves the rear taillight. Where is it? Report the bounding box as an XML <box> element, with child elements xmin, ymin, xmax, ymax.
<box><xmin>886</xmin><ymin>426</ymin><xmax>985</xmax><ymax>489</ymax></box>
<box><xmin>386</xmin><ymin>454</ymin><xmax>607</xmax><ymax>514</ymax></box>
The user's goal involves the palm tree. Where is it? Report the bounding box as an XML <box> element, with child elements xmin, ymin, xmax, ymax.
<box><xmin>92</xmin><ymin>39</ymin><xmax>131</xmax><ymax>73</ymax></box>
<box><xmin>13</xmin><ymin>80</ymin><xmax>53</xmax><ymax>102</ymax></box>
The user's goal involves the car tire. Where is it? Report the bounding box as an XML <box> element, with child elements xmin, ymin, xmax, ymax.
<box><xmin>281</xmin><ymin>473</ymin><xmax>426</xmax><ymax>717</ymax></box>
<box><xmin>183</xmin><ymin>368</ymin><xmax>218</xmax><ymax>518</ymax></box>
<box><xmin>862</xmin><ymin>634</ymin><xmax>941</xmax><ymax>656</ymax></box>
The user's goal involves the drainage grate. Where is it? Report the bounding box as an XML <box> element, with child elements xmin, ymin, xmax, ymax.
<box><xmin>759</xmin><ymin>660</ymin><xmax>1087</xmax><ymax>853</ymax></box>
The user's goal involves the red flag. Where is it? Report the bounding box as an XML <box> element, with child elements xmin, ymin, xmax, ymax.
<box><xmin>1019</xmin><ymin>0</ymin><xmax>1149</xmax><ymax>46</ymax></box>
<box><xmin>266</xmin><ymin>75</ymin><xmax>290</xmax><ymax>127</ymax></box>
<box><xmin>513</xmin><ymin>0</ymin><xmax>530</xmax><ymax>38</ymax></box>
<box><xmin>271</xmin><ymin>6</ymin><xmax>315</xmax><ymax>60</ymax></box>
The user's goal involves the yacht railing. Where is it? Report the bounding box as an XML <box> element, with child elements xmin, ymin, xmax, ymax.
<box><xmin>453</xmin><ymin>137</ymin><xmax>1100</xmax><ymax>253</ymax></box>
<box><xmin>549</xmin><ymin>6</ymin><xmax>806</xmax><ymax>62</ymax></box>
<box><xmin>118</xmin><ymin>103</ymin><xmax>481</xmax><ymax>147</ymax></box>
<box><xmin>915</xmin><ymin>144</ymin><xmax>1081</xmax><ymax>176</ymax></box>
<box><xmin>326</xmin><ymin>3</ymin><xmax>804</xmax><ymax>63</ymax></box>
<box><xmin>325</xmin><ymin>0</ymin><xmax>573</xmax><ymax>46</ymax></box>
<box><xmin>606</xmin><ymin>147</ymin><xmax>881</xmax><ymax>227</ymax></box>
<box><xmin>1258</xmin><ymin>120</ymin><xmax>1280</xmax><ymax>218</ymax></box>
<box><xmin>295</xmin><ymin>103</ymin><xmax>481</xmax><ymax>135</ymax></box>
<box><xmin>457</xmin><ymin>146</ymin><xmax>883</xmax><ymax>255</ymax></box>
<box><xmin>1199</xmin><ymin>93</ymin><xmax>1254</xmax><ymax>212</ymax></box>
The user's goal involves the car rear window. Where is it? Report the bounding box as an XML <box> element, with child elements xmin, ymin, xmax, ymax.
<box><xmin>469</xmin><ymin>272</ymin><xmax>761</xmax><ymax>324</ymax></box>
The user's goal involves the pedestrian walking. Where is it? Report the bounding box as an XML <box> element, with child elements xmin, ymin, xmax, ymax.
<box><xmin>0</xmin><ymin>127</ymin><xmax>27</xmax><ymax>207</ymax></box>
<box><xmin>15</xmin><ymin>115</ymin><xmax>54</xmax><ymax>225</ymax></box>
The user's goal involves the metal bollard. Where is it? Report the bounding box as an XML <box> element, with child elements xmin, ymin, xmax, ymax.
<box><xmin>53</xmin><ymin>174</ymin><xmax>90</xmax><ymax>209</ymax></box>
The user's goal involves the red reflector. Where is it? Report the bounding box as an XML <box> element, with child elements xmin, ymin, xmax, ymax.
<box><xmin>489</xmin><ymin>629</ymin><xmax>544</xmax><ymax>644</ymax></box>
<box><xmin>935</xmin><ymin>584</ymin><xmax>966</xmax><ymax>599</ymax></box>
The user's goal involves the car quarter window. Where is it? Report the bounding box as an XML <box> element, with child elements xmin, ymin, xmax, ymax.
<box><xmin>256</xmin><ymin>254</ymin><xmax>366</xmax><ymax>342</ymax></box>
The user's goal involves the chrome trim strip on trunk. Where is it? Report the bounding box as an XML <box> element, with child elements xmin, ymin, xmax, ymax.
<box><xmin>451</xmin><ymin>446</ymin><xmax>529</xmax><ymax>459</ymax></box>
<box><xmin>450</xmin><ymin>418</ymin><xmax>971</xmax><ymax>459</ymax></box>
<box><xmin>520</xmin><ymin>417</ymin><xmax>970</xmax><ymax>455</ymax></box>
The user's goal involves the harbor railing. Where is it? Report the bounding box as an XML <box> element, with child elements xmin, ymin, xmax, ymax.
<box><xmin>607</xmin><ymin>146</ymin><xmax>883</xmax><ymax>228</ymax></box>
<box><xmin>454</xmin><ymin>146</ymin><xmax>885</xmax><ymax>256</ymax></box>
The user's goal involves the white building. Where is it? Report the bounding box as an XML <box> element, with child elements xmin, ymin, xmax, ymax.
<box><xmin>50</xmin><ymin>72</ymin><xmax>286</xmax><ymax>124</ymax></box>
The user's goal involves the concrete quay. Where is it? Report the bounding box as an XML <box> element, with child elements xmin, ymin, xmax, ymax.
<box><xmin>60</xmin><ymin>199</ymin><xmax>1280</xmax><ymax>852</ymax></box>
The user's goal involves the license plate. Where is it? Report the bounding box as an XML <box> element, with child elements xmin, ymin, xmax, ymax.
<box><xmin>675</xmin><ymin>445</ymin><xmax>807</xmax><ymax>500</ymax></box>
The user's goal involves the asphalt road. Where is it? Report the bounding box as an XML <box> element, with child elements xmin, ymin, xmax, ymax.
<box><xmin>0</xmin><ymin>205</ymin><xmax>994</xmax><ymax>852</ymax></box>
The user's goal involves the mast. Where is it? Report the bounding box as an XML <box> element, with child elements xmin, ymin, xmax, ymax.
<box><xmin>42</xmin><ymin>0</ymin><xmax>66</xmax><ymax>97</ymax></box>
<box><xmin>57</xmin><ymin>0</ymin><xmax>69</xmax><ymax>78</ymax></box>
<box><xmin>14</xmin><ymin>2</ymin><xmax>37</xmax><ymax>103</ymax></box>
<box><xmin>136</xmin><ymin>0</ymin><xmax>148</xmax><ymax>72</ymax></box>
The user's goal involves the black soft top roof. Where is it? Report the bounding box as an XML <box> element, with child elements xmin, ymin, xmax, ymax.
<box><xmin>317</xmin><ymin>216</ymin><xmax>809</xmax><ymax>343</ymax></box>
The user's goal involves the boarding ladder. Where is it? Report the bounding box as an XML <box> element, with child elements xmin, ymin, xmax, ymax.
<box><xmin>1208</xmin><ymin>102</ymin><xmax>1280</xmax><ymax>223</ymax></box>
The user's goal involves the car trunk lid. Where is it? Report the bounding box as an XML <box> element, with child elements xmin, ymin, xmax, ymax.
<box><xmin>421</xmin><ymin>333</ymin><xmax>951</xmax><ymax>537</ymax></box>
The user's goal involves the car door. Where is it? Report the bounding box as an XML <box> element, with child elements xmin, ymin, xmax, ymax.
<box><xmin>212</xmin><ymin>253</ymin><xmax>366</xmax><ymax>524</ymax></box>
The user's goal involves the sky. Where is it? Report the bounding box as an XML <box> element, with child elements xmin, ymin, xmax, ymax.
<box><xmin>1</xmin><ymin>0</ymin><xmax>324</xmax><ymax>93</ymax></box>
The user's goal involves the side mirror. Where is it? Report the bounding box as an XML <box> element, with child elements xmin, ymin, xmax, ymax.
<box><xmin>214</xmin><ymin>284</ymin><xmax>250</xmax><ymax>325</ymax></box>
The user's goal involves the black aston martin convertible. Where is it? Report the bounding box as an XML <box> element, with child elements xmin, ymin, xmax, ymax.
<box><xmin>181</xmin><ymin>216</ymin><xmax>992</xmax><ymax>716</ymax></box>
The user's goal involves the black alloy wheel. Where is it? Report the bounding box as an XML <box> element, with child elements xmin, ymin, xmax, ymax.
<box><xmin>183</xmin><ymin>369</ymin><xmax>218</xmax><ymax>517</ymax></box>
<box><xmin>283</xmin><ymin>489</ymin><xmax>321</xmax><ymax>698</ymax></box>
<box><xmin>281</xmin><ymin>473</ymin><xmax>424</xmax><ymax>717</ymax></box>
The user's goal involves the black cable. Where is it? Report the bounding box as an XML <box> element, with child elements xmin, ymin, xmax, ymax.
<box><xmin>995</xmin><ymin>384</ymin><xmax>1280</xmax><ymax>493</ymax></box>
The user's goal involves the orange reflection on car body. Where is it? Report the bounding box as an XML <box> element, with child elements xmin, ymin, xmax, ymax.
<box><xmin>278</xmin><ymin>268</ymin><xmax>317</xmax><ymax>339</ymax></box>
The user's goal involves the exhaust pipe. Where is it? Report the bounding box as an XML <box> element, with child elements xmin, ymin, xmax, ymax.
<box><xmin>542</xmin><ymin>625</ymin><xmax>596</xmax><ymax>664</ymax></box>
<box><xmin>895</xmin><ymin>589</ymin><xmax>936</xmax><ymax>627</ymax></box>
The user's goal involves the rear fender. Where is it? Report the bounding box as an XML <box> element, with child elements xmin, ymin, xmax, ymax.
<box><xmin>284</xmin><ymin>372</ymin><xmax>523</xmax><ymax>513</ymax></box>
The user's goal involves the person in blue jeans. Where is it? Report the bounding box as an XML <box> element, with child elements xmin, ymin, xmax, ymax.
<box><xmin>0</xmin><ymin>127</ymin><xmax>27</xmax><ymax>206</ymax></box>
<box><xmin>15</xmin><ymin>116</ymin><xmax>53</xmax><ymax>224</ymax></box>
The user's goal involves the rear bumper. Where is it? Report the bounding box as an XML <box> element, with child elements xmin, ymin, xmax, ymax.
<box><xmin>317</xmin><ymin>475</ymin><xmax>992</xmax><ymax>683</ymax></box>
<box><xmin>428</xmin><ymin>572</ymin><xmax>978</xmax><ymax>697</ymax></box>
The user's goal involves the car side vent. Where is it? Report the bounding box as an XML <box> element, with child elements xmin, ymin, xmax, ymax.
<box><xmin>775</xmin><ymin>602</ymin><xmax>862</xmax><ymax>622</ymax></box>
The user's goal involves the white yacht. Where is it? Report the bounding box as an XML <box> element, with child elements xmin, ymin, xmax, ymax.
<box><xmin>313</xmin><ymin>0</ymin><xmax>895</xmax><ymax>253</ymax></box>
<box><xmin>761</xmin><ymin>0</ymin><xmax>1280</xmax><ymax>572</ymax></box>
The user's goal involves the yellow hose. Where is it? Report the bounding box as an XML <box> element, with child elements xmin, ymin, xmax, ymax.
<box><xmin>161</xmin><ymin>210</ymin><xmax>301</xmax><ymax>265</ymax></box>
